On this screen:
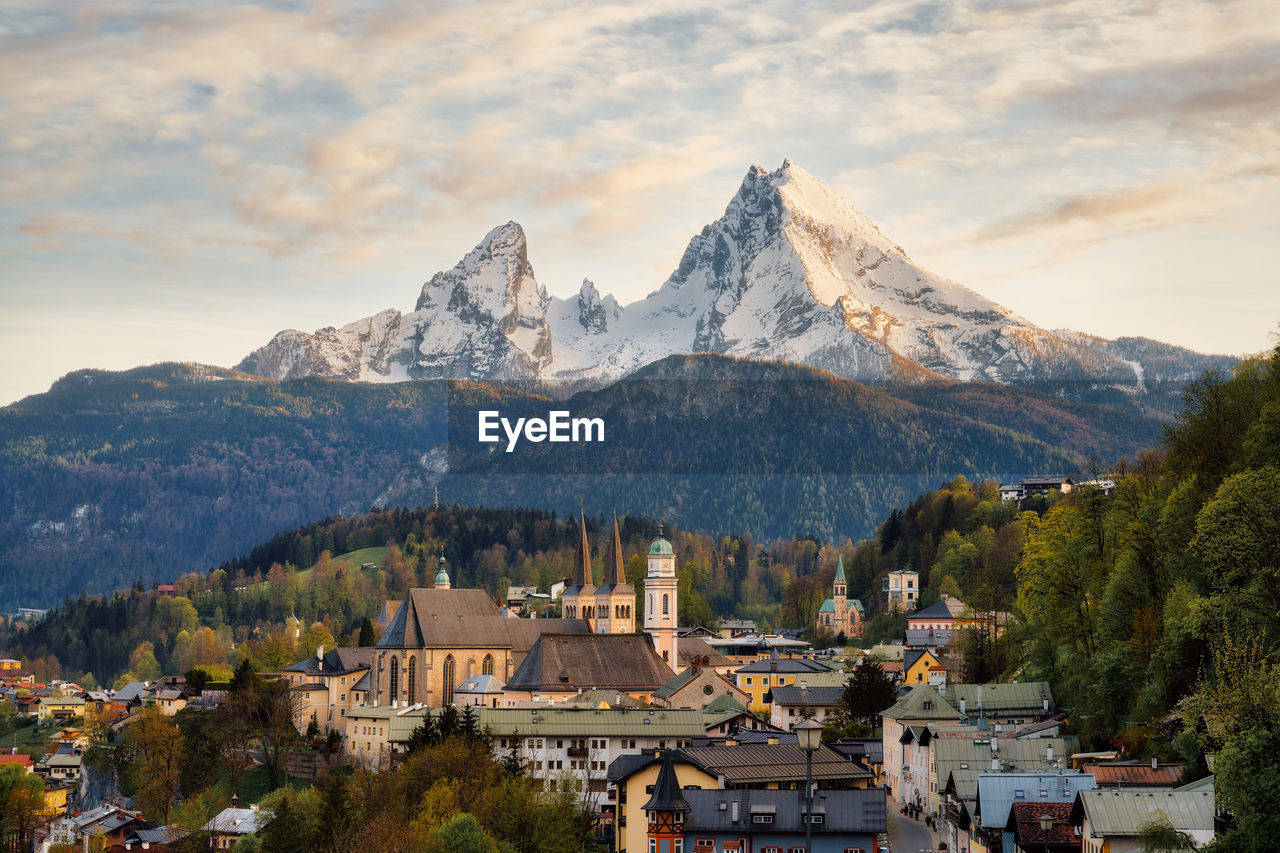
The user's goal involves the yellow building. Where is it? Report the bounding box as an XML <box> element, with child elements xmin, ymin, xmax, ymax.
<box><xmin>733</xmin><ymin>655</ymin><xmax>836</xmax><ymax>715</ymax></box>
<box><xmin>903</xmin><ymin>648</ymin><xmax>945</xmax><ymax>686</ymax></box>
<box><xmin>609</xmin><ymin>743</ymin><xmax>875</xmax><ymax>853</ymax></box>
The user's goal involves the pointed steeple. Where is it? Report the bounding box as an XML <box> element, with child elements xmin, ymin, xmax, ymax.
<box><xmin>834</xmin><ymin>555</ymin><xmax>846</xmax><ymax>584</ymax></box>
<box><xmin>575</xmin><ymin>509</ymin><xmax>594</xmax><ymax>589</ymax></box>
<box><xmin>597</xmin><ymin>512</ymin><xmax>633</xmax><ymax>594</ymax></box>
<box><xmin>643</xmin><ymin>751</ymin><xmax>691</xmax><ymax>813</ymax></box>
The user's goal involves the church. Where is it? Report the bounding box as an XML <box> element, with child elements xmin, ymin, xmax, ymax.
<box><xmin>817</xmin><ymin>556</ymin><xmax>865</xmax><ymax>638</ymax></box>
<box><xmin>368</xmin><ymin>511</ymin><xmax>679</xmax><ymax>708</ymax></box>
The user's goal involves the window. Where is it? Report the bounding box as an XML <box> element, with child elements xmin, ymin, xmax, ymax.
<box><xmin>762</xmin><ymin>848</ymin><xmax>781</xmax><ymax>853</ymax></box>
<box><xmin>407</xmin><ymin>657</ymin><xmax>416</xmax><ymax>702</ymax></box>
<box><xmin>483</xmin><ymin>654</ymin><xmax>494</xmax><ymax>676</ymax></box>
<box><xmin>662</xmin><ymin>594</ymin><xmax>669</xmax><ymax>615</ymax></box>
<box><xmin>752</xmin><ymin>814</ymin><xmax>773</xmax><ymax>824</ymax></box>
<box><xmin>649</xmin><ymin>841</ymin><xmax>656</xmax><ymax>853</ymax></box>
<box><xmin>844</xmin><ymin>848</ymin><xmax>865</xmax><ymax>853</ymax></box>
<box><xmin>442</xmin><ymin>655</ymin><xmax>455</xmax><ymax>706</ymax></box>
<box><xmin>804</xmin><ymin>814</ymin><xmax>824</xmax><ymax>824</ymax></box>
<box><xmin>788</xmin><ymin>847</ymin><xmax>807</xmax><ymax>853</ymax></box>
<box><xmin>761</xmin><ymin>677</ymin><xmax>769</xmax><ymax>686</ymax></box>
<box><xmin>389</xmin><ymin>657</ymin><xmax>399</xmax><ymax>699</ymax></box>
<box><xmin>674</xmin><ymin>841</ymin><xmax>683</xmax><ymax>853</ymax></box>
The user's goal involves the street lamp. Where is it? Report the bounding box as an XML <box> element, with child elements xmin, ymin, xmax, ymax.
<box><xmin>796</xmin><ymin>717</ymin><xmax>824</xmax><ymax>853</ymax></box>
<box><xmin>1038</xmin><ymin>813</ymin><xmax>1053</xmax><ymax>853</ymax></box>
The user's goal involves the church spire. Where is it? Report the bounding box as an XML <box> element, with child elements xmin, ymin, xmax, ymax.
<box><xmin>834</xmin><ymin>555</ymin><xmax>846</xmax><ymax>584</ymax></box>
<box><xmin>574</xmin><ymin>508</ymin><xmax>594</xmax><ymax>589</ymax></box>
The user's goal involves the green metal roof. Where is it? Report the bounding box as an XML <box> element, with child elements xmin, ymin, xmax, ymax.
<box><xmin>834</xmin><ymin>555</ymin><xmax>846</xmax><ymax>583</ymax></box>
<box><xmin>818</xmin><ymin>598</ymin><xmax>835</xmax><ymax>613</ymax></box>
<box><xmin>355</xmin><ymin>705</ymin><xmax>707</xmax><ymax>742</ymax></box>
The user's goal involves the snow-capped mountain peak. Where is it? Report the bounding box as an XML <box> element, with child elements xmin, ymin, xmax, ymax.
<box><xmin>237</xmin><ymin>160</ymin><xmax>1196</xmax><ymax>388</ymax></box>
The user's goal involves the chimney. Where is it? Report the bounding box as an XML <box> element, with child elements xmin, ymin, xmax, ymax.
<box><xmin>1047</xmin><ymin>746</ymin><xmax>1054</xmax><ymax>762</ymax></box>
<box><xmin>992</xmin><ymin>757</ymin><xmax>999</xmax><ymax>771</ymax></box>
<box><xmin>1043</xmin><ymin>694</ymin><xmax>1049</xmax><ymax>712</ymax></box>
<box><xmin>1152</xmin><ymin>757</ymin><xmax>1158</xmax><ymax>771</ymax></box>
<box><xmin>317</xmin><ymin>645</ymin><xmax>324</xmax><ymax>662</ymax></box>
<box><xmin>959</xmin><ymin>698</ymin><xmax>966</xmax><ymax>715</ymax></box>
<box><xmin>731</xmin><ymin>800</ymin><xmax>739</xmax><ymax>822</ymax></box>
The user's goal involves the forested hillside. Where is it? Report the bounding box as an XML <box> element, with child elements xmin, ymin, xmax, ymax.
<box><xmin>1</xmin><ymin>355</ymin><xmax>1166</xmax><ymax>610</ymax></box>
<box><xmin>0</xmin><ymin>505</ymin><xmax>869</xmax><ymax>687</ymax></box>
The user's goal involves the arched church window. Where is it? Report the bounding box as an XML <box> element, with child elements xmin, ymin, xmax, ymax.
<box><xmin>442</xmin><ymin>655</ymin><xmax>456</xmax><ymax>706</ymax></box>
<box><xmin>389</xmin><ymin>657</ymin><xmax>400</xmax><ymax>700</ymax></box>
<box><xmin>662</xmin><ymin>594</ymin><xmax>669</xmax><ymax>616</ymax></box>
<box><xmin>482</xmin><ymin>654</ymin><xmax>494</xmax><ymax>676</ymax></box>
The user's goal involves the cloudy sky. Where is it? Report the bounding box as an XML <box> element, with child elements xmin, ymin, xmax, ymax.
<box><xmin>2</xmin><ymin>0</ymin><xmax>1278</xmax><ymax>405</ymax></box>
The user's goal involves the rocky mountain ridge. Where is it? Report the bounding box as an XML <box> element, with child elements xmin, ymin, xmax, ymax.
<box><xmin>238</xmin><ymin>160</ymin><xmax>1232</xmax><ymax>391</ymax></box>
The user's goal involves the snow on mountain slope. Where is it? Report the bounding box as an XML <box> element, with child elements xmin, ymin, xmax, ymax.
<box><xmin>237</xmin><ymin>160</ymin><xmax>1220</xmax><ymax>388</ymax></box>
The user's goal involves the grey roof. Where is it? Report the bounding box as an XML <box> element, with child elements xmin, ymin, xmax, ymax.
<box><xmin>204</xmin><ymin>807</ymin><xmax>271</xmax><ymax>835</ymax></box>
<box><xmin>375</xmin><ymin>588</ymin><xmax>590</xmax><ymax>652</ymax></box>
<box><xmin>909</xmin><ymin>595</ymin><xmax>969</xmax><ymax>621</ymax></box>
<box><xmin>735</xmin><ymin>656</ymin><xmax>832</xmax><ymax>675</ymax></box>
<box><xmin>685</xmin><ymin>788</ymin><xmax>887</xmax><ymax>834</ymax></box>
<box><xmin>133</xmin><ymin>826</ymin><xmax>188</xmax><ymax>844</ymax></box>
<box><xmin>770</xmin><ymin>685</ymin><xmax>844</xmax><ymax>707</ymax></box>
<box><xmin>455</xmin><ymin>673</ymin><xmax>505</xmax><ymax>694</ymax></box>
<box><xmin>351</xmin><ymin>671</ymin><xmax>370</xmax><ymax>692</ymax></box>
<box><xmin>881</xmin><ymin>685</ymin><xmax>966</xmax><ymax>722</ymax></box>
<box><xmin>943</xmin><ymin>682</ymin><xmax>1054</xmax><ymax>716</ymax></box>
<box><xmin>675</xmin><ymin>742</ymin><xmax>872</xmax><ymax>785</ymax></box>
<box><xmin>394</xmin><ymin>701</ymin><xmax>706</xmax><ymax>737</ymax></box>
<box><xmin>938</xmin><ymin>737</ymin><xmax>1076</xmax><ymax>803</ymax></box>
<box><xmin>504</xmin><ymin>633</ymin><xmax>673</xmax><ymax>692</ymax></box>
<box><xmin>1072</xmin><ymin>789</ymin><xmax>1215</xmax><ymax>836</ymax></box>
<box><xmin>906</xmin><ymin>627</ymin><xmax>953</xmax><ymax>647</ymax></box>
<box><xmin>113</xmin><ymin>682</ymin><xmax>148</xmax><ymax>703</ymax></box>
<box><xmin>678</xmin><ymin>637</ymin><xmax>735</xmax><ymax>667</ymax></box>
<box><xmin>832</xmin><ymin>738</ymin><xmax>883</xmax><ymax>765</ymax></box>
<box><xmin>283</xmin><ymin>646</ymin><xmax>373</xmax><ymax>676</ymax></box>
<box><xmin>973</xmin><ymin>772</ymin><xmax>1096</xmax><ymax>830</ymax></box>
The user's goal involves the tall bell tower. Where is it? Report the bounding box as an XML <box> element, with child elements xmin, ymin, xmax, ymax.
<box><xmin>644</xmin><ymin>525</ymin><xmax>678</xmax><ymax>670</ymax></box>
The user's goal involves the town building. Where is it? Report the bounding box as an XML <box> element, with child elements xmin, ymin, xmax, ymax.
<box><xmin>282</xmin><ymin>646</ymin><xmax>373</xmax><ymax>734</ymax></box>
<box><xmin>1071</xmin><ymin>789</ymin><xmax>1215</xmax><ymax>852</ymax></box>
<box><xmin>609</xmin><ymin>741</ymin><xmax>878</xmax><ymax>853</ymax></box>
<box><xmin>734</xmin><ymin>654</ymin><xmax>836</xmax><ymax>715</ymax></box>
<box><xmin>966</xmin><ymin>771</ymin><xmax>1097</xmax><ymax>853</ymax></box>
<box><xmin>653</xmin><ymin>659</ymin><xmax>751</xmax><ymax>710</ymax></box>
<box><xmin>884</xmin><ymin>568</ymin><xmax>919</xmax><ymax>611</ymax></box>
<box><xmin>768</xmin><ymin>684</ymin><xmax>844</xmax><ymax>730</ymax></box>
<box><xmin>204</xmin><ymin>806</ymin><xmax>271</xmax><ymax>850</ymax></box>
<box><xmin>502</xmin><ymin>632</ymin><xmax>675</xmax><ymax>705</ymax></box>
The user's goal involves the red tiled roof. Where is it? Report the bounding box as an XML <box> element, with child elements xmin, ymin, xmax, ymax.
<box><xmin>1012</xmin><ymin>801</ymin><xmax>1076</xmax><ymax>845</ymax></box>
<box><xmin>1084</xmin><ymin>763</ymin><xmax>1184</xmax><ymax>787</ymax></box>
<box><xmin>0</xmin><ymin>754</ymin><xmax>34</xmax><ymax>767</ymax></box>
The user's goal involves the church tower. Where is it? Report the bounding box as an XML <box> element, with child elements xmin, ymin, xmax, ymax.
<box><xmin>594</xmin><ymin>512</ymin><xmax>635</xmax><ymax>634</ymax></box>
<box><xmin>644</xmin><ymin>526</ymin><xmax>678</xmax><ymax>669</ymax></box>
<box><xmin>561</xmin><ymin>510</ymin><xmax>596</xmax><ymax>629</ymax></box>
<box><xmin>434</xmin><ymin>555</ymin><xmax>450</xmax><ymax>589</ymax></box>
<box><xmin>833</xmin><ymin>555</ymin><xmax>847</xmax><ymax>625</ymax></box>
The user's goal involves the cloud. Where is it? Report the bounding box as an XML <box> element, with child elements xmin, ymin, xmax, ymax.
<box><xmin>974</xmin><ymin>185</ymin><xmax>1182</xmax><ymax>243</ymax></box>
